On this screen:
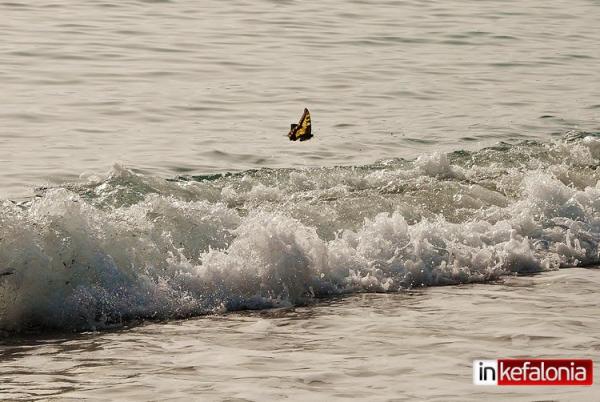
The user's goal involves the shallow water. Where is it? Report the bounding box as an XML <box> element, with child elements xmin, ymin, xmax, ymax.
<box><xmin>1</xmin><ymin>268</ymin><xmax>599</xmax><ymax>401</ymax></box>
<box><xmin>1</xmin><ymin>0</ymin><xmax>600</xmax><ymax>400</ymax></box>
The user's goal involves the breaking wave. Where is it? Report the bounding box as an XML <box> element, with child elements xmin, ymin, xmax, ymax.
<box><xmin>1</xmin><ymin>133</ymin><xmax>600</xmax><ymax>332</ymax></box>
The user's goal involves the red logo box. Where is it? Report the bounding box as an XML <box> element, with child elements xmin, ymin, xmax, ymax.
<box><xmin>474</xmin><ymin>359</ymin><xmax>593</xmax><ymax>386</ymax></box>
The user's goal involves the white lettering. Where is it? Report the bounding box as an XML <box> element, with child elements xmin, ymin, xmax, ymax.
<box><xmin>575</xmin><ymin>367</ymin><xmax>587</xmax><ymax>382</ymax></box>
<box><xmin>546</xmin><ymin>366</ymin><xmax>558</xmax><ymax>381</ymax></box>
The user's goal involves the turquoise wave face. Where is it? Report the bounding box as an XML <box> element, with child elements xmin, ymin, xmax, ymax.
<box><xmin>1</xmin><ymin>133</ymin><xmax>600</xmax><ymax>332</ymax></box>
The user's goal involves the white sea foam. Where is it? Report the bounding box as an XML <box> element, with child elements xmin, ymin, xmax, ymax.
<box><xmin>1</xmin><ymin>137</ymin><xmax>599</xmax><ymax>331</ymax></box>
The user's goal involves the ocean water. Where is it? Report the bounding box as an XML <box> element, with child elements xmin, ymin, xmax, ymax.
<box><xmin>1</xmin><ymin>0</ymin><xmax>600</xmax><ymax>400</ymax></box>
<box><xmin>2</xmin><ymin>269</ymin><xmax>600</xmax><ymax>401</ymax></box>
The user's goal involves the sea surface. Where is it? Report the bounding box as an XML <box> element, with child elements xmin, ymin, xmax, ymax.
<box><xmin>1</xmin><ymin>0</ymin><xmax>600</xmax><ymax>400</ymax></box>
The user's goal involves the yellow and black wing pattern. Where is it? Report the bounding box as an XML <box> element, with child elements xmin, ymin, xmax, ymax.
<box><xmin>288</xmin><ymin>108</ymin><xmax>313</xmax><ymax>141</ymax></box>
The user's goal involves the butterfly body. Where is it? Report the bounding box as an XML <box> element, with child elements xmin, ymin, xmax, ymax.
<box><xmin>288</xmin><ymin>108</ymin><xmax>313</xmax><ymax>141</ymax></box>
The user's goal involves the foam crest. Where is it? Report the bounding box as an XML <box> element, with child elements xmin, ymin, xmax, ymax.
<box><xmin>1</xmin><ymin>135</ymin><xmax>599</xmax><ymax>331</ymax></box>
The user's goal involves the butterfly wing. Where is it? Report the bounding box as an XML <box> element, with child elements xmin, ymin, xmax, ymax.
<box><xmin>288</xmin><ymin>108</ymin><xmax>312</xmax><ymax>141</ymax></box>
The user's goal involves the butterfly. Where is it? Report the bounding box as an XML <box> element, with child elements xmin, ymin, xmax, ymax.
<box><xmin>288</xmin><ymin>108</ymin><xmax>313</xmax><ymax>141</ymax></box>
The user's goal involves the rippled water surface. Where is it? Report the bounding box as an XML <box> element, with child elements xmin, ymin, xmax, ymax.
<box><xmin>2</xmin><ymin>269</ymin><xmax>599</xmax><ymax>401</ymax></box>
<box><xmin>1</xmin><ymin>0</ymin><xmax>600</xmax><ymax>400</ymax></box>
<box><xmin>1</xmin><ymin>0</ymin><xmax>599</xmax><ymax>197</ymax></box>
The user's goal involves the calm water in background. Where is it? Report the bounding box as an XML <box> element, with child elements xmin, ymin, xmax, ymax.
<box><xmin>1</xmin><ymin>1</ymin><xmax>600</xmax><ymax>400</ymax></box>
<box><xmin>1</xmin><ymin>0</ymin><xmax>599</xmax><ymax>197</ymax></box>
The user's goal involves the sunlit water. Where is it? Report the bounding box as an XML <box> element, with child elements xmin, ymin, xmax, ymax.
<box><xmin>1</xmin><ymin>0</ymin><xmax>599</xmax><ymax>197</ymax></box>
<box><xmin>1</xmin><ymin>0</ymin><xmax>600</xmax><ymax>400</ymax></box>
<box><xmin>1</xmin><ymin>269</ymin><xmax>599</xmax><ymax>401</ymax></box>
